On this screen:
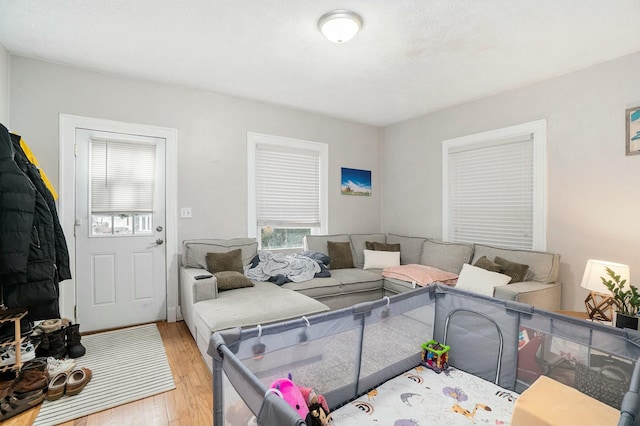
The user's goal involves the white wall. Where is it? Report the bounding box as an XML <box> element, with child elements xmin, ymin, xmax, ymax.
<box><xmin>0</xmin><ymin>43</ymin><xmax>9</xmax><ymax>125</ymax></box>
<box><xmin>9</xmin><ymin>55</ymin><xmax>381</xmax><ymax>318</ymax></box>
<box><xmin>382</xmin><ymin>51</ymin><xmax>640</xmax><ymax>311</ymax></box>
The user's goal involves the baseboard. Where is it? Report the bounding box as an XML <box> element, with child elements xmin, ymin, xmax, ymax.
<box><xmin>167</xmin><ymin>306</ymin><xmax>177</xmax><ymax>323</ymax></box>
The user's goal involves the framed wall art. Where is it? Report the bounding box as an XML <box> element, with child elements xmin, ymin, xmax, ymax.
<box><xmin>626</xmin><ymin>105</ymin><xmax>640</xmax><ymax>156</ymax></box>
<box><xmin>341</xmin><ymin>167</ymin><xmax>371</xmax><ymax>196</ymax></box>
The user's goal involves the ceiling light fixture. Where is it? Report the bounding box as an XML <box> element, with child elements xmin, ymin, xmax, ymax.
<box><xmin>318</xmin><ymin>10</ymin><xmax>363</xmax><ymax>43</ymax></box>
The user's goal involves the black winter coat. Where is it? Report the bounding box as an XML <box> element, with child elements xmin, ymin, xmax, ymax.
<box><xmin>0</xmin><ymin>123</ymin><xmax>60</xmax><ymax>320</ymax></box>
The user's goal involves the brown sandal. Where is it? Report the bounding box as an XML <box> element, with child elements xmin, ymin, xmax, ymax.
<box><xmin>0</xmin><ymin>389</ymin><xmax>46</xmax><ymax>420</ymax></box>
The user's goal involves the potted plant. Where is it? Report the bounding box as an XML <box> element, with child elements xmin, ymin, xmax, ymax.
<box><xmin>601</xmin><ymin>266</ymin><xmax>640</xmax><ymax>329</ymax></box>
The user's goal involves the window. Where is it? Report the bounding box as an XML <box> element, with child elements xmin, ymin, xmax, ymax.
<box><xmin>90</xmin><ymin>139</ymin><xmax>156</xmax><ymax>236</ymax></box>
<box><xmin>442</xmin><ymin>120</ymin><xmax>546</xmax><ymax>251</ymax></box>
<box><xmin>248</xmin><ymin>133</ymin><xmax>328</xmax><ymax>249</ymax></box>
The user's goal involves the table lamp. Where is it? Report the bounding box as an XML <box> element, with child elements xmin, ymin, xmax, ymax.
<box><xmin>580</xmin><ymin>259</ymin><xmax>630</xmax><ymax>322</ymax></box>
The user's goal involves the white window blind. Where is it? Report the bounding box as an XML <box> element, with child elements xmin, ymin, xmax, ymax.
<box><xmin>444</xmin><ymin>124</ymin><xmax>545</xmax><ymax>250</ymax></box>
<box><xmin>90</xmin><ymin>139</ymin><xmax>156</xmax><ymax>213</ymax></box>
<box><xmin>255</xmin><ymin>144</ymin><xmax>321</xmax><ymax>228</ymax></box>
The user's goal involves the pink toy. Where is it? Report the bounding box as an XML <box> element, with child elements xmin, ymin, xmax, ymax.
<box><xmin>268</xmin><ymin>375</ymin><xmax>310</xmax><ymax>420</ymax></box>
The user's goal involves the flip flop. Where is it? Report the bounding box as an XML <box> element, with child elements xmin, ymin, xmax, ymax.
<box><xmin>0</xmin><ymin>389</ymin><xmax>45</xmax><ymax>420</ymax></box>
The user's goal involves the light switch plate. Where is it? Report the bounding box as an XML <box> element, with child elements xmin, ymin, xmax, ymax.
<box><xmin>180</xmin><ymin>207</ymin><xmax>192</xmax><ymax>218</ymax></box>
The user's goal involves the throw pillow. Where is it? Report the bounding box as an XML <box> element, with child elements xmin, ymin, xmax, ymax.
<box><xmin>372</xmin><ymin>242</ymin><xmax>401</xmax><ymax>252</ymax></box>
<box><xmin>381</xmin><ymin>264</ymin><xmax>458</xmax><ymax>286</ymax></box>
<box><xmin>494</xmin><ymin>256</ymin><xmax>529</xmax><ymax>283</ymax></box>
<box><xmin>327</xmin><ymin>241</ymin><xmax>354</xmax><ymax>269</ymax></box>
<box><xmin>455</xmin><ymin>263</ymin><xmax>512</xmax><ymax>297</ymax></box>
<box><xmin>213</xmin><ymin>271</ymin><xmax>254</xmax><ymax>291</ymax></box>
<box><xmin>474</xmin><ymin>256</ymin><xmax>502</xmax><ymax>273</ymax></box>
<box><xmin>363</xmin><ymin>250</ymin><xmax>400</xmax><ymax>270</ymax></box>
<box><xmin>205</xmin><ymin>249</ymin><xmax>244</xmax><ymax>274</ymax></box>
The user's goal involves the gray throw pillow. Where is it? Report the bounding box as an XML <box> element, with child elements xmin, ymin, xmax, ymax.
<box><xmin>494</xmin><ymin>256</ymin><xmax>529</xmax><ymax>283</ymax></box>
<box><xmin>205</xmin><ymin>249</ymin><xmax>244</xmax><ymax>274</ymax></box>
<box><xmin>372</xmin><ymin>242</ymin><xmax>401</xmax><ymax>252</ymax></box>
<box><xmin>213</xmin><ymin>271</ymin><xmax>254</xmax><ymax>291</ymax></box>
<box><xmin>327</xmin><ymin>241</ymin><xmax>354</xmax><ymax>269</ymax></box>
<box><xmin>474</xmin><ymin>256</ymin><xmax>502</xmax><ymax>273</ymax></box>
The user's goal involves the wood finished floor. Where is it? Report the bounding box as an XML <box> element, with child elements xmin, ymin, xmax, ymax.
<box><xmin>1</xmin><ymin>321</ymin><xmax>214</xmax><ymax>426</ymax></box>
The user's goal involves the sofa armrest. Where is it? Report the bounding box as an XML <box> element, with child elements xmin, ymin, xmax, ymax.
<box><xmin>494</xmin><ymin>281</ymin><xmax>562</xmax><ymax>311</ymax></box>
<box><xmin>181</xmin><ymin>267</ymin><xmax>219</xmax><ymax>303</ymax></box>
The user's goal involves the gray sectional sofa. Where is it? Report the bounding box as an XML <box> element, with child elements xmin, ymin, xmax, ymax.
<box><xmin>179</xmin><ymin>233</ymin><xmax>561</xmax><ymax>367</ymax></box>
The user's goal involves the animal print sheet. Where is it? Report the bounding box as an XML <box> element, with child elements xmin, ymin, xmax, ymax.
<box><xmin>330</xmin><ymin>365</ymin><xmax>518</xmax><ymax>425</ymax></box>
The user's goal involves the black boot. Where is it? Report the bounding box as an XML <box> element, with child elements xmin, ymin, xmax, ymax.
<box><xmin>46</xmin><ymin>328</ymin><xmax>67</xmax><ymax>359</ymax></box>
<box><xmin>66</xmin><ymin>324</ymin><xmax>85</xmax><ymax>359</ymax></box>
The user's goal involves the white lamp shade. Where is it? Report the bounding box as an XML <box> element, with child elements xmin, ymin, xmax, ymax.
<box><xmin>318</xmin><ymin>10</ymin><xmax>362</xmax><ymax>43</ymax></box>
<box><xmin>580</xmin><ymin>259</ymin><xmax>630</xmax><ymax>293</ymax></box>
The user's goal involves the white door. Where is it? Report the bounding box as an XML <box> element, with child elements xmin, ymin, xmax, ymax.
<box><xmin>75</xmin><ymin>128</ymin><xmax>167</xmax><ymax>332</ymax></box>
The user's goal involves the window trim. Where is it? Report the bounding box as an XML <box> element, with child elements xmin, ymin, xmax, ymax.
<box><xmin>442</xmin><ymin>119</ymin><xmax>547</xmax><ymax>251</ymax></box>
<box><xmin>247</xmin><ymin>132</ymin><xmax>328</xmax><ymax>245</ymax></box>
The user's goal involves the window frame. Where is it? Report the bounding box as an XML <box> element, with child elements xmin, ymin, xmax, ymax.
<box><xmin>442</xmin><ymin>119</ymin><xmax>547</xmax><ymax>251</ymax></box>
<box><xmin>247</xmin><ymin>132</ymin><xmax>328</xmax><ymax>249</ymax></box>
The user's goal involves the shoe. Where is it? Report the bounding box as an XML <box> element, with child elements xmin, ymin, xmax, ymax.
<box><xmin>32</xmin><ymin>319</ymin><xmax>62</xmax><ymax>337</ymax></box>
<box><xmin>41</xmin><ymin>328</ymin><xmax>67</xmax><ymax>359</ymax></box>
<box><xmin>65</xmin><ymin>368</ymin><xmax>92</xmax><ymax>397</ymax></box>
<box><xmin>10</xmin><ymin>367</ymin><xmax>48</xmax><ymax>395</ymax></box>
<box><xmin>0</xmin><ymin>339</ymin><xmax>36</xmax><ymax>366</ymax></box>
<box><xmin>66</xmin><ymin>324</ymin><xmax>86</xmax><ymax>358</ymax></box>
<box><xmin>0</xmin><ymin>319</ymin><xmax>33</xmax><ymax>341</ymax></box>
<box><xmin>45</xmin><ymin>372</ymin><xmax>67</xmax><ymax>401</ymax></box>
<box><xmin>0</xmin><ymin>389</ymin><xmax>46</xmax><ymax>421</ymax></box>
<box><xmin>46</xmin><ymin>357</ymin><xmax>75</xmax><ymax>377</ymax></box>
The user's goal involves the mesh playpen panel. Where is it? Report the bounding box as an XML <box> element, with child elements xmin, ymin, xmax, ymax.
<box><xmin>211</xmin><ymin>284</ymin><xmax>640</xmax><ymax>426</ymax></box>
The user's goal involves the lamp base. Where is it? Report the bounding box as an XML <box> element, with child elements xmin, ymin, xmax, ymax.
<box><xmin>584</xmin><ymin>291</ymin><xmax>616</xmax><ymax>322</ymax></box>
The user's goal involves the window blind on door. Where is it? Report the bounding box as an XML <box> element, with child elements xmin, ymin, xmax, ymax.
<box><xmin>446</xmin><ymin>133</ymin><xmax>534</xmax><ymax>249</ymax></box>
<box><xmin>90</xmin><ymin>139</ymin><xmax>156</xmax><ymax>213</ymax></box>
<box><xmin>255</xmin><ymin>144</ymin><xmax>321</xmax><ymax>228</ymax></box>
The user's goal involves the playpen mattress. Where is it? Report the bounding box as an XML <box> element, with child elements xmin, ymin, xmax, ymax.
<box><xmin>331</xmin><ymin>365</ymin><xmax>519</xmax><ymax>425</ymax></box>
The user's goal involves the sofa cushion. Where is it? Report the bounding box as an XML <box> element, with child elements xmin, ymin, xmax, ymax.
<box><xmin>386</xmin><ymin>234</ymin><xmax>428</xmax><ymax>265</ymax></box>
<box><xmin>420</xmin><ymin>240</ymin><xmax>474</xmax><ymax>274</ymax></box>
<box><xmin>304</xmin><ymin>234</ymin><xmax>350</xmax><ymax>256</ymax></box>
<box><xmin>183</xmin><ymin>238</ymin><xmax>258</xmax><ymax>269</ymax></box>
<box><xmin>330</xmin><ymin>268</ymin><xmax>384</xmax><ymax>293</ymax></box>
<box><xmin>455</xmin><ymin>263</ymin><xmax>512</xmax><ymax>297</ymax></box>
<box><xmin>282</xmin><ymin>277</ymin><xmax>343</xmax><ymax>299</ymax></box>
<box><xmin>494</xmin><ymin>256</ymin><xmax>529</xmax><ymax>283</ymax></box>
<box><xmin>472</xmin><ymin>244</ymin><xmax>560</xmax><ymax>283</ymax></box>
<box><xmin>474</xmin><ymin>256</ymin><xmax>502</xmax><ymax>272</ymax></box>
<box><xmin>363</xmin><ymin>250</ymin><xmax>400</xmax><ymax>270</ymax></box>
<box><xmin>213</xmin><ymin>271</ymin><xmax>254</xmax><ymax>291</ymax></box>
<box><xmin>350</xmin><ymin>233</ymin><xmax>386</xmax><ymax>268</ymax></box>
<box><xmin>205</xmin><ymin>249</ymin><xmax>244</xmax><ymax>273</ymax></box>
<box><xmin>327</xmin><ymin>241</ymin><xmax>355</xmax><ymax>269</ymax></box>
<box><xmin>194</xmin><ymin>282</ymin><xmax>329</xmax><ymax>333</ymax></box>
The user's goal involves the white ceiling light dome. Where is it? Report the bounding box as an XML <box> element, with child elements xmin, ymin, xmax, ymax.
<box><xmin>318</xmin><ymin>10</ymin><xmax>363</xmax><ymax>43</ymax></box>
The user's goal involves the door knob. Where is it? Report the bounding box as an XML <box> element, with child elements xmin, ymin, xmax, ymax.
<box><xmin>155</xmin><ymin>238</ymin><xmax>164</xmax><ymax>245</ymax></box>
<box><xmin>156</xmin><ymin>226</ymin><xmax>163</xmax><ymax>232</ymax></box>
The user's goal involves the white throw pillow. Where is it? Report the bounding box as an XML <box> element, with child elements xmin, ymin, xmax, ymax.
<box><xmin>455</xmin><ymin>263</ymin><xmax>512</xmax><ymax>297</ymax></box>
<box><xmin>363</xmin><ymin>249</ymin><xmax>400</xmax><ymax>270</ymax></box>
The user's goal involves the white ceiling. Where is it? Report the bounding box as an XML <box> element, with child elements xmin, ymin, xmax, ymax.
<box><xmin>1</xmin><ymin>1</ymin><xmax>639</xmax><ymax>126</ymax></box>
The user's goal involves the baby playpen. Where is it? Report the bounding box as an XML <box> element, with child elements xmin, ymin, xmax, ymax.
<box><xmin>210</xmin><ymin>284</ymin><xmax>640</xmax><ymax>425</ymax></box>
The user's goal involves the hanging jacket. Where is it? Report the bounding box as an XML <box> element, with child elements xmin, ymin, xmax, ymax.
<box><xmin>0</xmin><ymin>123</ymin><xmax>60</xmax><ymax>320</ymax></box>
<box><xmin>10</xmin><ymin>132</ymin><xmax>71</xmax><ymax>282</ymax></box>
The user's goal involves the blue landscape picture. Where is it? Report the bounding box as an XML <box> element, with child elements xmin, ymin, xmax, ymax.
<box><xmin>341</xmin><ymin>167</ymin><xmax>372</xmax><ymax>196</ymax></box>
